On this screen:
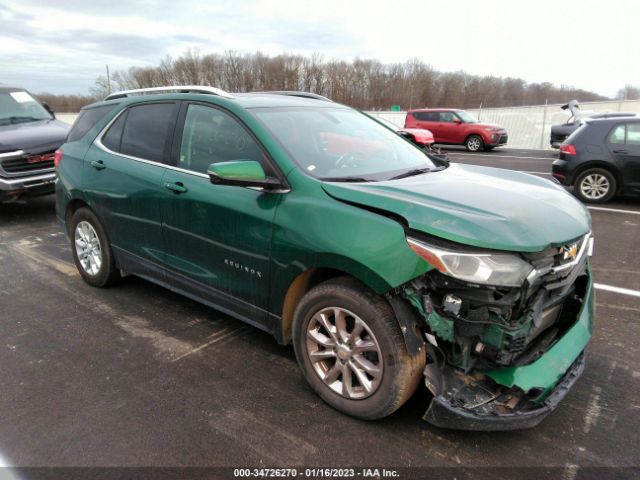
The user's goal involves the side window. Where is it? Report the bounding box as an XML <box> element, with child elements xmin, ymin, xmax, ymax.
<box><xmin>439</xmin><ymin>112</ymin><xmax>457</xmax><ymax>122</ymax></box>
<box><xmin>415</xmin><ymin>112</ymin><xmax>437</xmax><ymax>121</ymax></box>
<box><xmin>608</xmin><ymin>124</ymin><xmax>626</xmax><ymax>144</ymax></box>
<box><xmin>101</xmin><ymin>110</ymin><xmax>127</xmax><ymax>152</ymax></box>
<box><xmin>67</xmin><ymin>104</ymin><xmax>116</xmax><ymax>142</ymax></box>
<box><xmin>626</xmin><ymin>123</ymin><xmax>640</xmax><ymax>145</ymax></box>
<box><xmin>117</xmin><ymin>103</ymin><xmax>176</xmax><ymax>162</ymax></box>
<box><xmin>178</xmin><ymin>104</ymin><xmax>265</xmax><ymax>174</ymax></box>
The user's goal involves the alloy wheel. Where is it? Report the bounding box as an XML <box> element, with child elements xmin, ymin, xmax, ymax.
<box><xmin>580</xmin><ymin>173</ymin><xmax>610</xmax><ymax>200</ymax></box>
<box><xmin>305</xmin><ymin>307</ymin><xmax>383</xmax><ymax>399</ymax></box>
<box><xmin>74</xmin><ymin>221</ymin><xmax>102</xmax><ymax>276</ymax></box>
<box><xmin>467</xmin><ymin>137</ymin><xmax>481</xmax><ymax>151</ymax></box>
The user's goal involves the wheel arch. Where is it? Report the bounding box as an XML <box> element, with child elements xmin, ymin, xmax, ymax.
<box><xmin>65</xmin><ymin>198</ymin><xmax>91</xmax><ymax>235</ymax></box>
<box><xmin>278</xmin><ymin>259</ymin><xmax>392</xmax><ymax>345</ymax></box>
<box><xmin>572</xmin><ymin>161</ymin><xmax>622</xmax><ymax>191</ymax></box>
<box><xmin>465</xmin><ymin>131</ymin><xmax>487</xmax><ymax>144</ymax></box>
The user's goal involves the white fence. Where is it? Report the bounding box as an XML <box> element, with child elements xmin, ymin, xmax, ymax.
<box><xmin>366</xmin><ymin>99</ymin><xmax>640</xmax><ymax>150</ymax></box>
<box><xmin>58</xmin><ymin>99</ymin><xmax>640</xmax><ymax>150</ymax></box>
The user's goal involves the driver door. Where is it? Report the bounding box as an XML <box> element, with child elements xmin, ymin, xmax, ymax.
<box><xmin>160</xmin><ymin>102</ymin><xmax>283</xmax><ymax>326</ymax></box>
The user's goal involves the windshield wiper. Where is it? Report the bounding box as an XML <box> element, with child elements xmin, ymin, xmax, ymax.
<box><xmin>320</xmin><ymin>176</ymin><xmax>374</xmax><ymax>183</ymax></box>
<box><xmin>8</xmin><ymin>116</ymin><xmax>42</xmax><ymax>124</ymax></box>
<box><xmin>388</xmin><ymin>167</ymin><xmax>433</xmax><ymax>180</ymax></box>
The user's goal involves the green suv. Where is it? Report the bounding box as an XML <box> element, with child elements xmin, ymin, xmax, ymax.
<box><xmin>56</xmin><ymin>86</ymin><xmax>594</xmax><ymax>430</ymax></box>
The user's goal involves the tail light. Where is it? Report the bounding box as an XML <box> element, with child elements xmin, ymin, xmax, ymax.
<box><xmin>54</xmin><ymin>149</ymin><xmax>63</xmax><ymax>168</ymax></box>
<box><xmin>560</xmin><ymin>144</ymin><xmax>576</xmax><ymax>155</ymax></box>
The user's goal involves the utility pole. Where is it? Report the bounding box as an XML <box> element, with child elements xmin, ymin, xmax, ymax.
<box><xmin>106</xmin><ymin>65</ymin><xmax>111</xmax><ymax>95</ymax></box>
<box><xmin>540</xmin><ymin>98</ymin><xmax>548</xmax><ymax>150</ymax></box>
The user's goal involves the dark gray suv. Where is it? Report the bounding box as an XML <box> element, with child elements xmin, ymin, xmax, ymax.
<box><xmin>552</xmin><ymin>116</ymin><xmax>640</xmax><ymax>203</ymax></box>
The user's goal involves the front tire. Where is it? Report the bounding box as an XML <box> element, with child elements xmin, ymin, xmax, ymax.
<box><xmin>465</xmin><ymin>135</ymin><xmax>484</xmax><ymax>152</ymax></box>
<box><xmin>70</xmin><ymin>207</ymin><xmax>120</xmax><ymax>287</ymax></box>
<box><xmin>574</xmin><ymin>168</ymin><xmax>616</xmax><ymax>203</ymax></box>
<box><xmin>292</xmin><ymin>277</ymin><xmax>425</xmax><ymax>420</ymax></box>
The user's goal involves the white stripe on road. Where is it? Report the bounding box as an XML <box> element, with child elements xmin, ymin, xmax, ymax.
<box><xmin>595</xmin><ymin>283</ymin><xmax>640</xmax><ymax>298</ymax></box>
<box><xmin>521</xmin><ymin>171</ymin><xmax>553</xmax><ymax>175</ymax></box>
<box><xmin>448</xmin><ymin>152</ymin><xmax>554</xmax><ymax>160</ymax></box>
<box><xmin>587</xmin><ymin>206</ymin><xmax>640</xmax><ymax>215</ymax></box>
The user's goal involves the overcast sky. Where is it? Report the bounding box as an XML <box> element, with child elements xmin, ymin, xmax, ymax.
<box><xmin>0</xmin><ymin>0</ymin><xmax>637</xmax><ymax>97</ymax></box>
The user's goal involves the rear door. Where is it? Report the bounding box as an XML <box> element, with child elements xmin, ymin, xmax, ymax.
<box><xmin>160</xmin><ymin>102</ymin><xmax>282</xmax><ymax>327</ymax></box>
<box><xmin>84</xmin><ymin>101</ymin><xmax>179</xmax><ymax>276</ymax></box>
<box><xmin>437</xmin><ymin>111</ymin><xmax>462</xmax><ymax>143</ymax></box>
<box><xmin>415</xmin><ymin>112</ymin><xmax>441</xmax><ymax>140</ymax></box>
<box><xmin>607</xmin><ymin>122</ymin><xmax>640</xmax><ymax>192</ymax></box>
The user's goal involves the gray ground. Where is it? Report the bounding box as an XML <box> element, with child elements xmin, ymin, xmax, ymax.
<box><xmin>0</xmin><ymin>149</ymin><xmax>638</xmax><ymax>474</ymax></box>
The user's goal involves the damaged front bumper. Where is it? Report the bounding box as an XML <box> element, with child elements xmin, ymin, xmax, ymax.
<box><xmin>424</xmin><ymin>354</ymin><xmax>584</xmax><ymax>430</ymax></box>
<box><xmin>422</xmin><ymin>277</ymin><xmax>594</xmax><ymax>430</ymax></box>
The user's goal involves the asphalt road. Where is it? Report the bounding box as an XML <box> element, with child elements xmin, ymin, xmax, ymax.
<box><xmin>0</xmin><ymin>149</ymin><xmax>639</xmax><ymax>477</ymax></box>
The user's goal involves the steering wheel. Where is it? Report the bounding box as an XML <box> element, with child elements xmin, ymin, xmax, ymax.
<box><xmin>335</xmin><ymin>151</ymin><xmax>366</xmax><ymax>169</ymax></box>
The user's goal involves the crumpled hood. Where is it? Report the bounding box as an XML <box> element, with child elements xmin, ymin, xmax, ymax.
<box><xmin>322</xmin><ymin>163</ymin><xmax>591</xmax><ymax>252</ymax></box>
<box><xmin>0</xmin><ymin>119</ymin><xmax>70</xmax><ymax>154</ymax></box>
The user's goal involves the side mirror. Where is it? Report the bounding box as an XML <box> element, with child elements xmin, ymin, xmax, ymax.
<box><xmin>453</xmin><ymin>119</ymin><xmax>462</xmax><ymax>125</ymax></box>
<box><xmin>207</xmin><ymin>160</ymin><xmax>283</xmax><ymax>190</ymax></box>
<box><xmin>42</xmin><ymin>102</ymin><xmax>56</xmax><ymax>119</ymax></box>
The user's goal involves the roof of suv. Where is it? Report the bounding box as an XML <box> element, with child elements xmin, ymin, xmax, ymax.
<box><xmin>584</xmin><ymin>115</ymin><xmax>640</xmax><ymax>125</ymax></box>
<box><xmin>97</xmin><ymin>87</ymin><xmax>337</xmax><ymax>110</ymax></box>
<box><xmin>0</xmin><ymin>86</ymin><xmax>27</xmax><ymax>93</ymax></box>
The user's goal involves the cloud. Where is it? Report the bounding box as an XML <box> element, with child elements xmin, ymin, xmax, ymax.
<box><xmin>0</xmin><ymin>0</ymin><xmax>638</xmax><ymax>97</ymax></box>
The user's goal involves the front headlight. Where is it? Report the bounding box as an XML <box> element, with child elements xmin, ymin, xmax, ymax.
<box><xmin>407</xmin><ymin>237</ymin><xmax>533</xmax><ymax>287</ymax></box>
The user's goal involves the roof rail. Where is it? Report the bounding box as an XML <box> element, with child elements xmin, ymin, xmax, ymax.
<box><xmin>256</xmin><ymin>91</ymin><xmax>332</xmax><ymax>102</ymax></box>
<box><xmin>105</xmin><ymin>85</ymin><xmax>234</xmax><ymax>101</ymax></box>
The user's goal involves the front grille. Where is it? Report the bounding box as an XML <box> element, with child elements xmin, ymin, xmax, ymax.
<box><xmin>1</xmin><ymin>152</ymin><xmax>55</xmax><ymax>175</ymax></box>
<box><xmin>498</xmin><ymin>134</ymin><xmax>508</xmax><ymax>145</ymax></box>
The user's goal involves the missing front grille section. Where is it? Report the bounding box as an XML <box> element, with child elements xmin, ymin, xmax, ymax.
<box><xmin>403</xmin><ymin>266</ymin><xmax>588</xmax><ymax>372</ymax></box>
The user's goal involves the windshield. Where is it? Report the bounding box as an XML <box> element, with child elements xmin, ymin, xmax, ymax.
<box><xmin>251</xmin><ymin>106</ymin><xmax>437</xmax><ymax>181</ymax></box>
<box><xmin>0</xmin><ymin>90</ymin><xmax>52</xmax><ymax>126</ymax></box>
<box><xmin>456</xmin><ymin>110</ymin><xmax>478</xmax><ymax>123</ymax></box>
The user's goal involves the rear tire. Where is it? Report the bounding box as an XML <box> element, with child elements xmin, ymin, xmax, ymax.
<box><xmin>465</xmin><ymin>135</ymin><xmax>484</xmax><ymax>152</ymax></box>
<box><xmin>70</xmin><ymin>207</ymin><xmax>120</xmax><ymax>287</ymax></box>
<box><xmin>573</xmin><ymin>168</ymin><xmax>616</xmax><ymax>203</ymax></box>
<box><xmin>292</xmin><ymin>277</ymin><xmax>425</xmax><ymax>420</ymax></box>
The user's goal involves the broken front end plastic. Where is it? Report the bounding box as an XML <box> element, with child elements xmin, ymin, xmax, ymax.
<box><xmin>395</xmin><ymin>233</ymin><xmax>594</xmax><ymax>430</ymax></box>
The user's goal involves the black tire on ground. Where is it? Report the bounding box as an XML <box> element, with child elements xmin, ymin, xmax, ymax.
<box><xmin>573</xmin><ymin>168</ymin><xmax>617</xmax><ymax>204</ymax></box>
<box><xmin>292</xmin><ymin>277</ymin><xmax>426</xmax><ymax>420</ymax></box>
<box><xmin>69</xmin><ymin>207</ymin><xmax>120</xmax><ymax>287</ymax></box>
<box><xmin>465</xmin><ymin>134</ymin><xmax>484</xmax><ymax>152</ymax></box>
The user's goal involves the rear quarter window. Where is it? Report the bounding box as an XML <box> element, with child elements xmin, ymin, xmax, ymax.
<box><xmin>607</xmin><ymin>124</ymin><xmax>626</xmax><ymax>144</ymax></box>
<box><xmin>626</xmin><ymin>123</ymin><xmax>640</xmax><ymax>145</ymax></box>
<box><xmin>67</xmin><ymin>105</ymin><xmax>116</xmax><ymax>142</ymax></box>
<box><xmin>119</xmin><ymin>103</ymin><xmax>177</xmax><ymax>162</ymax></box>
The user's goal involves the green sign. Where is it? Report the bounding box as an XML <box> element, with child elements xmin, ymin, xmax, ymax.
<box><xmin>390</xmin><ymin>105</ymin><xmax>401</xmax><ymax>112</ymax></box>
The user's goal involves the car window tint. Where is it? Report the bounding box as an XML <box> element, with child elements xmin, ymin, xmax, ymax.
<box><xmin>439</xmin><ymin>112</ymin><xmax>457</xmax><ymax>122</ymax></box>
<box><xmin>101</xmin><ymin>110</ymin><xmax>127</xmax><ymax>151</ymax></box>
<box><xmin>626</xmin><ymin>123</ymin><xmax>640</xmax><ymax>145</ymax></box>
<box><xmin>119</xmin><ymin>103</ymin><xmax>176</xmax><ymax>162</ymax></box>
<box><xmin>414</xmin><ymin>112</ymin><xmax>436</xmax><ymax>121</ymax></box>
<box><xmin>608</xmin><ymin>124</ymin><xmax>626</xmax><ymax>144</ymax></box>
<box><xmin>179</xmin><ymin>104</ymin><xmax>264</xmax><ymax>174</ymax></box>
<box><xmin>68</xmin><ymin>105</ymin><xmax>115</xmax><ymax>142</ymax></box>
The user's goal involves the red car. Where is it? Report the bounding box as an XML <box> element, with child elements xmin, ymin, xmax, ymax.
<box><xmin>405</xmin><ymin>108</ymin><xmax>508</xmax><ymax>151</ymax></box>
